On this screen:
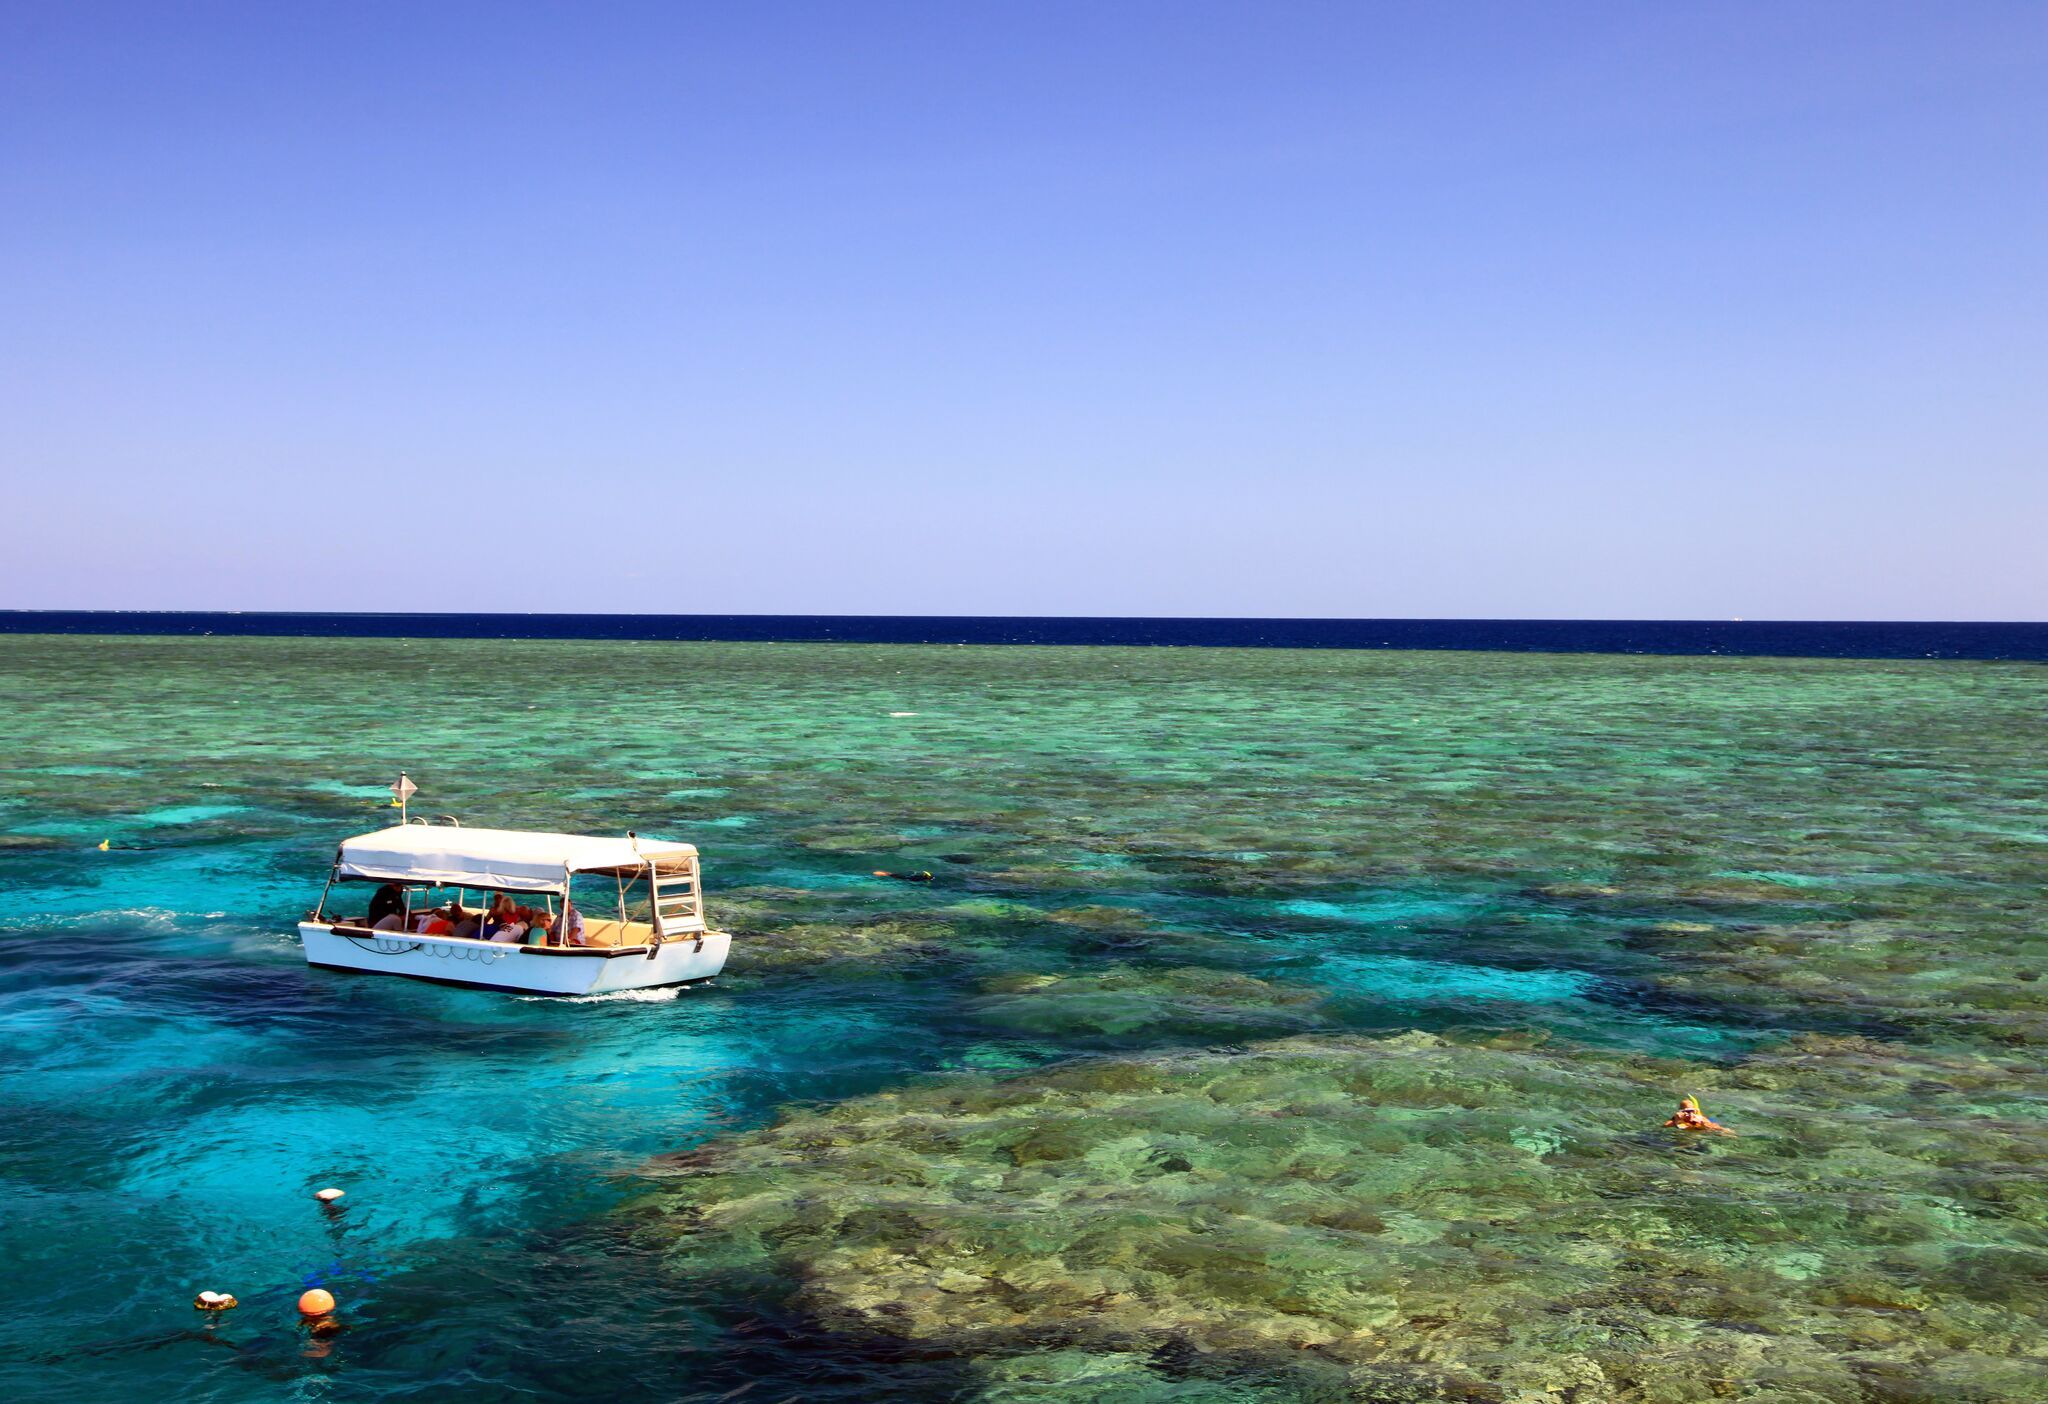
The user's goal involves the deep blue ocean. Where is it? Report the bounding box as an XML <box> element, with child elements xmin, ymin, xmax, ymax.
<box><xmin>4</xmin><ymin>610</ymin><xmax>2046</xmax><ymax>659</ymax></box>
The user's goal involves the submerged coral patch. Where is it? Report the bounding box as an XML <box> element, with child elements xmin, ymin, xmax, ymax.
<box><xmin>972</xmin><ymin>966</ymin><xmax>1331</xmax><ymax>1041</ymax></box>
<box><xmin>644</xmin><ymin>1031</ymin><xmax>2048</xmax><ymax>1401</ymax></box>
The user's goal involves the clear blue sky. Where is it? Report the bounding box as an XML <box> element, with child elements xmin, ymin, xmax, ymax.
<box><xmin>4</xmin><ymin>3</ymin><xmax>2043</xmax><ymax>619</ymax></box>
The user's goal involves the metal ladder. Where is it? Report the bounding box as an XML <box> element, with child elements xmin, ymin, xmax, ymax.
<box><xmin>650</xmin><ymin>858</ymin><xmax>706</xmax><ymax>948</ymax></box>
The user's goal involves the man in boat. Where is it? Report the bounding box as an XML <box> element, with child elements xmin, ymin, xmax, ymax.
<box><xmin>558</xmin><ymin>898</ymin><xmax>588</xmax><ymax>947</ymax></box>
<box><xmin>367</xmin><ymin>883</ymin><xmax>406</xmax><ymax>931</ymax></box>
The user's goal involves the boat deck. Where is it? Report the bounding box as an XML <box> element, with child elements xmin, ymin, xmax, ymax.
<box><xmin>320</xmin><ymin>916</ymin><xmax>667</xmax><ymax>951</ymax></box>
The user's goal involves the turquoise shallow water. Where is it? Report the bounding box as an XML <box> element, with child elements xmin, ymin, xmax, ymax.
<box><xmin>2</xmin><ymin>636</ymin><xmax>2046</xmax><ymax>1401</ymax></box>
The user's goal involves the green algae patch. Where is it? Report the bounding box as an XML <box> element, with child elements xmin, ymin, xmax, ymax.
<box><xmin>643</xmin><ymin>1032</ymin><xmax>2048</xmax><ymax>1401</ymax></box>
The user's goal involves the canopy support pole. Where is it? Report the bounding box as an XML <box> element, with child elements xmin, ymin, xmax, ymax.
<box><xmin>313</xmin><ymin>860</ymin><xmax>338</xmax><ymax>922</ymax></box>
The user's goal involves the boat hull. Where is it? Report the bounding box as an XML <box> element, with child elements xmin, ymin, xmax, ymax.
<box><xmin>298</xmin><ymin>923</ymin><xmax>730</xmax><ymax>995</ymax></box>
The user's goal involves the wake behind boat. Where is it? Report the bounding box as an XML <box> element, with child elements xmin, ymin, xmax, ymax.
<box><xmin>299</xmin><ymin>821</ymin><xmax>731</xmax><ymax>995</ymax></box>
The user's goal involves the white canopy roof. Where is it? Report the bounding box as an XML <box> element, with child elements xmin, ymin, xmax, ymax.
<box><xmin>335</xmin><ymin>825</ymin><xmax>697</xmax><ymax>893</ymax></box>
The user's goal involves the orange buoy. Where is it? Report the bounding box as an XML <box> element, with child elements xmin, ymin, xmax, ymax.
<box><xmin>297</xmin><ymin>1288</ymin><xmax>336</xmax><ymax>1317</ymax></box>
<box><xmin>315</xmin><ymin>1187</ymin><xmax>345</xmax><ymax>1203</ymax></box>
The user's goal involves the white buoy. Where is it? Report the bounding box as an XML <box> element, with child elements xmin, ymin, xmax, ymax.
<box><xmin>315</xmin><ymin>1187</ymin><xmax>345</xmax><ymax>1203</ymax></box>
<box><xmin>193</xmin><ymin>1290</ymin><xmax>238</xmax><ymax>1311</ymax></box>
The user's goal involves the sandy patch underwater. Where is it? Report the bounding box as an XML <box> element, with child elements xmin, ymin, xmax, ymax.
<box><xmin>1</xmin><ymin>635</ymin><xmax>2045</xmax><ymax>1401</ymax></box>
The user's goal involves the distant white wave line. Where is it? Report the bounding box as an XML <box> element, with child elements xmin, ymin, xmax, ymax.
<box><xmin>520</xmin><ymin>986</ymin><xmax>689</xmax><ymax>1004</ymax></box>
<box><xmin>13</xmin><ymin>906</ymin><xmax>251</xmax><ymax>930</ymax></box>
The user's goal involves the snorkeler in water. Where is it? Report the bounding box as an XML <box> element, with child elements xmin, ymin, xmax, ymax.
<box><xmin>1663</xmin><ymin>1095</ymin><xmax>1735</xmax><ymax>1135</ymax></box>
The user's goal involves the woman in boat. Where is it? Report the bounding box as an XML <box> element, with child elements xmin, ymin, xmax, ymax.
<box><xmin>479</xmin><ymin>894</ymin><xmax>517</xmax><ymax>940</ymax></box>
<box><xmin>414</xmin><ymin>900</ymin><xmax>462</xmax><ymax>937</ymax></box>
<box><xmin>487</xmin><ymin>898</ymin><xmax>530</xmax><ymax>944</ymax></box>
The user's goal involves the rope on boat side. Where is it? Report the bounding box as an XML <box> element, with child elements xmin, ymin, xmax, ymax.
<box><xmin>340</xmin><ymin>932</ymin><xmax>424</xmax><ymax>955</ymax></box>
<box><xmin>336</xmin><ymin>931</ymin><xmax>513</xmax><ymax>963</ymax></box>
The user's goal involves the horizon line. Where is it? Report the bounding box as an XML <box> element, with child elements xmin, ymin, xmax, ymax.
<box><xmin>4</xmin><ymin>609</ymin><xmax>2047</xmax><ymax>627</ymax></box>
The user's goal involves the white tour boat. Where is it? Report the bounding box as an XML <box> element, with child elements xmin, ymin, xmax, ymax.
<box><xmin>299</xmin><ymin>822</ymin><xmax>731</xmax><ymax>995</ymax></box>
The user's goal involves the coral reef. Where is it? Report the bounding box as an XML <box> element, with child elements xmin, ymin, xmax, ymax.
<box><xmin>643</xmin><ymin>1031</ymin><xmax>2048</xmax><ymax>1401</ymax></box>
<box><xmin>7</xmin><ymin>636</ymin><xmax>2048</xmax><ymax>1399</ymax></box>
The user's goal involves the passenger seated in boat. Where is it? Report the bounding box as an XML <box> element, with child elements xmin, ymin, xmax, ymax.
<box><xmin>527</xmin><ymin>911</ymin><xmax>555</xmax><ymax>946</ymax></box>
<box><xmin>450</xmin><ymin>910</ymin><xmax>480</xmax><ymax>941</ymax></box>
<box><xmin>368</xmin><ymin>883</ymin><xmax>406</xmax><ymax>930</ymax></box>
<box><xmin>414</xmin><ymin>901</ymin><xmax>461</xmax><ymax>937</ymax></box>
<box><xmin>478</xmin><ymin>894</ymin><xmax>516</xmax><ymax>940</ymax></box>
<box><xmin>558</xmin><ymin>899</ymin><xmax>587</xmax><ymax>948</ymax></box>
<box><xmin>488</xmin><ymin>898</ymin><xmax>537</xmax><ymax>943</ymax></box>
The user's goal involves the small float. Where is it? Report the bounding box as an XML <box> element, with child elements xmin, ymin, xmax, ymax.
<box><xmin>299</xmin><ymin>821</ymin><xmax>730</xmax><ymax>996</ymax></box>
